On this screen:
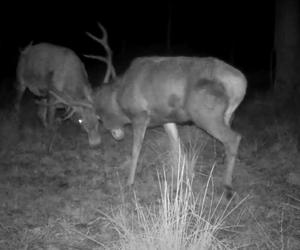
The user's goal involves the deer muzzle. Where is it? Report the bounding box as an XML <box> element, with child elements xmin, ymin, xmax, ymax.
<box><xmin>87</xmin><ymin>130</ymin><xmax>101</xmax><ymax>147</ymax></box>
<box><xmin>111</xmin><ymin>128</ymin><xmax>125</xmax><ymax>140</ymax></box>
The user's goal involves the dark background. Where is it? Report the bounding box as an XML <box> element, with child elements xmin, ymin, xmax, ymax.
<box><xmin>0</xmin><ymin>1</ymin><xmax>274</xmax><ymax>89</ymax></box>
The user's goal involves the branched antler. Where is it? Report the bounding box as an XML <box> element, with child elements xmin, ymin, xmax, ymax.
<box><xmin>85</xmin><ymin>22</ymin><xmax>116</xmax><ymax>84</ymax></box>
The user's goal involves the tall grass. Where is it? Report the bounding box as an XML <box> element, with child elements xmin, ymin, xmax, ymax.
<box><xmin>101</xmin><ymin>140</ymin><xmax>245</xmax><ymax>250</ymax></box>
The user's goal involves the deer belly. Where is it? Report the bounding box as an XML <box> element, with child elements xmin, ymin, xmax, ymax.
<box><xmin>149</xmin><ymin>105</ymin><xmax>189</xmax><ymax>125</ymax></box>
<box><xmin>145</xmin><ymin>91</ymin><xmax>187</xmax><ymax>124</ymax></box>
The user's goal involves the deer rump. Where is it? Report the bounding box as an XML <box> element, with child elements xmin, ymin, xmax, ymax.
<box><xmin>16</xmin><ymin>43</ymin><xmax>101</xmax><ymax>146</ymax></box>
<box><xmin>94</xmin><ymin>56</ymin><xmax>247</xmax><ymax>198</ymax></box>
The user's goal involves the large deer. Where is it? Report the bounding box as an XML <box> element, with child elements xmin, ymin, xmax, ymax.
<box><xmin>16</xmin><ymin>43</ymin><xmax>101</xmax><ymax>146</ymax></box>
<box><xmin>87</xmin><ymin>23</ymin><xmax>247</xmax><ymax>197</ymax></box>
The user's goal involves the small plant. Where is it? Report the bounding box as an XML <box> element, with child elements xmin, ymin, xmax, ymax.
<box><xmin>102</xmin><ymin>143</ymin><xmax>246</xmax><ymax>250</ymax></box>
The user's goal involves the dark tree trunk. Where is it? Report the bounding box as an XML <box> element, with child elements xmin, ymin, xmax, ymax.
<box><xmin>274</xmin><ymin>0</ymin><xmax>300</xmax><ymax>103</ymax></box>
<box><xmin>274</xmin><ymin>0</ymin><xmax>300</xmax><ymax>150</ymax></box>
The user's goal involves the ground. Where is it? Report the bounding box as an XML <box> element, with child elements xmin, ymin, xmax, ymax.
<box><xmin>0</xmin><ymin>89</ymin><xmax>299</xmax><ymax>249</ymax></box>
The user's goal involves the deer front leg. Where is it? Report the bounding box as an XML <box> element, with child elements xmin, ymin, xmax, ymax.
<box><xmin>47</xmin><ymin>94</ymin><xmax>57</xmax><ymax>127</ymax></box>
<box><xmin>164</xmin><ymin>122</ymin><xmax>180</xmax><ymax>151</ymax></box>
<box><xmin>126</xmin><ymin>114</ymin><xmax>149</xmax><ymax>186</ymax></box>
<box><xmin>164</xmin><ymin>122</ymin><xmax>181</xmax><ymax>163</ymax></box>
<box><xmin>35</xmin><ymin>99</ymin><xmax>47</xmax><ymax>128</ymax></box>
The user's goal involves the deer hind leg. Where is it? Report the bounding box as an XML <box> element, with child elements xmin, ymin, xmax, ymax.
<box><xmin>127</xmin><ymin>114</ymin><xmax>149</xmax><ymax>186</ymax></box>
<box><xmin>224</xmin><ymin>94</ymin><xmax>245</xmax><ymax>126</ymax></box>
<box><xmin>209</xmin><ymin>119</ymin><xmax>241</xmax><ymax>198</ymax></box>
<box><xmin>193</xmin><ymin>112</ymin><xmax>241</xmax><ymax>198</ymax></box>
<box><xmin>224</xmin><ymin>109</ymin><xmax>234</xmax><ymax>126</ymax></box>
<box><xmin>220</xmin><ymin>128</ymin><xmax>241</xmax><ymax>198</ymax></box>
<box><xmin>224</xmin><ymin>101</ymin><xmax>240</xmax><ymax>126</ymax></box>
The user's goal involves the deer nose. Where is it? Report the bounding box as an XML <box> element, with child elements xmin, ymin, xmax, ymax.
<box><xmin>88</xmin><ymin>132</ymin><xmax>101</xmax><ymax>147</ymax></box>
<box><xmin>111</xmin><ymin>128</ymin><xmax>124</xmax><ymax>140</ymax></box>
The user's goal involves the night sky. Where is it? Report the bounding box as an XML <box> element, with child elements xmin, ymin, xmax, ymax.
<box><xmin>0</xmin><ymin>1</ymin><xmax>274</xmax><ymax>79</ymax></box>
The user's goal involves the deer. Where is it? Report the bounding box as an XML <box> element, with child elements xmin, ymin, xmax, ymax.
<box><xmin>87</xmin><ymin>23</ymin><xmax>247</xmax><ymax>198</ymax></box>
<box><xmin>16</xmin><ymin>42</ymin><xmax>101</xmax><ymax>146</ymax></box>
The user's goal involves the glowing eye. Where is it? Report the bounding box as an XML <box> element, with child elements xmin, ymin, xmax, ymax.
<box><xmin>78</xmin><ymin>119</ymin><xmax>83</xmax><ymax>124</ymax></box>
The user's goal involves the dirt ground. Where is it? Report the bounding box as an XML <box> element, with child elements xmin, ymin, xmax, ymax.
<box><xmin>0</xmin><ymin>91</ymin><xmax>299</xmax><ymax>249</ymax></box>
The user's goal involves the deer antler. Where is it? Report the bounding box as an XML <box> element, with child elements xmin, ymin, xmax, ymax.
<box><xmin>37</xmin><ymin>90</ymin><xmax>93</xmax><ymax>110</ymax></box>
<box><xmin>48</xmin><ymin>90</ymin><xmax>94</xmax><ymax>120</ymax></box>
<box><xmin>85</xmin><ymin>22</ymin><xmax>116</xmax><ymax>84</ymax></box>
<box><xmin>48</xmin><ymin>90</ymin><xmax>94</xmax><ymax>109</ymax></box>
<box><xmin>62</xmin><ymin>106</ymin><xmax>77</xmax><ymax>120</ymax></box>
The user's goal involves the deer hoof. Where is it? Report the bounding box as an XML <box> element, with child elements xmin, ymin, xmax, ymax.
<box><xmin>225</xmin><ymin>185</ymin><xmax>233</xmax><ymax>200</ymax></box>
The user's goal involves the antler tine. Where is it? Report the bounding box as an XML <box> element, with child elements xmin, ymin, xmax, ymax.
<box><xmin>85</xmin><ymin>22</ymin><xmax>116</xmax><ymax>84</ymax></box>
<box><xmin>49</xmin><ymin>90</ymin><xmax>70</xmax><ymax>106</ymax></box>
<box><xmin>84</xmin><ymin>55</ymin><xmax>108</xmax><ymax>64</ymax></box>
<box><xmin>86</xmin><ymin>32</ymin><xmax>106</xmax><ymax>48</ymax></box>
<box><xmin>62</xmin><ymin>107</ymin><xmax>77</xmax><ymax>120</ymax></box>
<box><xmin>84</xmin><ymin>53</ymin><xmax>117</xmax><ymax>83</ymax></box>
<box><xmin>49</xmin><ymin>90</ymin><xmax>93</xmax><ymax>109</ymax></box>
<box><xmin>97</xmin><ymin>22</ymin><xmax>108</xmax><ymax>43</ymax></box>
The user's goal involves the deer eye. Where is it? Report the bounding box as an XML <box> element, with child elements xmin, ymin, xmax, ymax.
<box><xmin>78</xmin><ymin>118</ymin><xmax>84</xmax><ymax>124</ymax></box>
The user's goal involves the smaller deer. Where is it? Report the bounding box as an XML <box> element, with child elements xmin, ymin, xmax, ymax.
<box><xmin>16</xmin><ymin>43</ymin><xmax>101</xmax><ymax>146</ymax></box>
